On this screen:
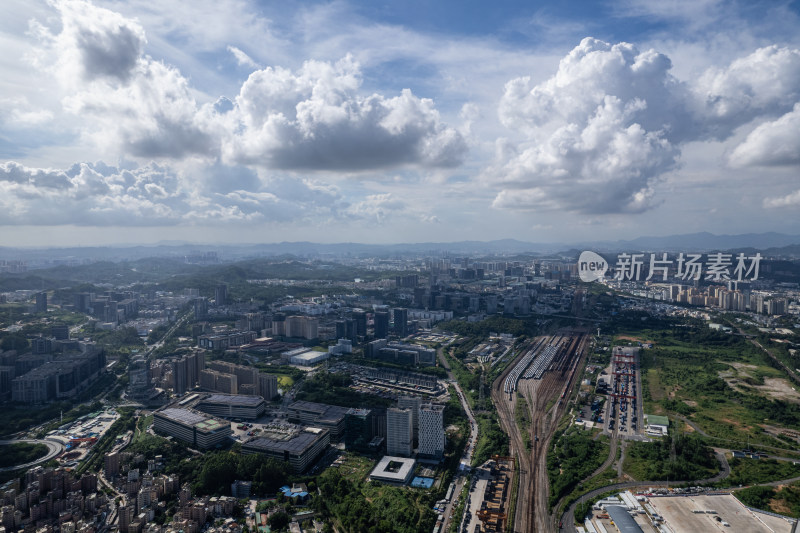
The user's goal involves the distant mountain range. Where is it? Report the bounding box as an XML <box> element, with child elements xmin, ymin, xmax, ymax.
<box><xmin>1</xmin><ymin>232</ymin><xmax>799</xmax><ymax>262</ymax></box>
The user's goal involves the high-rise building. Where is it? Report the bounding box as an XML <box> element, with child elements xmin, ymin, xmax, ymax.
<box><xmin>485</xmin><ymin>295</ymin><xmax>498</xmax><ymax>314</ymax></box>
<box><xmin>392</xmin><ymin>308</ymin><xmax>408</xmax><ymax>337</ymax></box>
<box><xmin>344</xmin><ymin>408</ymin><xmax>373</xmax><ymax>452</ymax></box>
<box><xmin>50</xmin><ymin>324</ymin><xmax>69</xmax><ymax>340</ymax></box>
<box><xmin>352</xmin><ymin>311</ymin><xmax>367</xmax><ymax>340</ymax></box>
<box><xmin>172</xmin><ymin>358</ymin><xmax>188</xmax><ymax>396</ymax></box>
<box><xmin>74</xmin><ymin>293</ymin><xmax>91</xmax><ymax>313</ymax></box>
<box><xmin>215</xmin><ymin>284</ymin><xmax>228</xmax><ymax>307</ymax></box>
<box><xmin>272</xmin><ymin>314</ymin><xmax>286</xmax><ymax>336</ymax></box>
<box><xmin>750</xmin><ymin>293</ymin><xmax>765</xmax><ymax>313</ymax></box>
<box><xmin>185</xmin><ymin>351</ymin><xmax>204</xmax><ymax>389</ymax></box>
<box><xmin>767</xmin><ymin>298</ymin><xmax>787</xmax><ymax>315</ymax></box>
<box><xmin>345</xmin><ymin>318</ymin><xmax>356</xmax><ymax>342</ymax></box>
<box><xmin>194</xmin><ymin>298</ymin><xmax>208</xmax><ymax>320</ymax></box>
<box><xmin>373</xmin><ymin>311</ymin><xmax>389</xmax><ymax>339</ymax></box>
<box><xmin>128</xmin><ymin>356</ymin><xmax>153</xmax><ymax>401</ymax></box>
<box><xmin>418</xmin><ymin>404</ymin><xmax>445</xmax><ymax>459</ymax></box>
<box><xmin>284</xmin><ymin>316</ymin><xmax>319</xmax><ymax>339</ymax></box>
<box><xmin>119</xmin><ymin>504</ymin><xmax>135</xmax><ymax>533</ymax></box>
<box><xmin>258</xmin><ymin>373</ymin><xmax>278</xmax><ymax>400</ymax></box>
<box><xmin>104</xmin><ymin>452</ymin><xmax>120</xmax><ymax>478</ymax></box>
<box><xmin>200</xmin><ymin>369</ymin><xmax>238</xmax><ymax>394</ymax></box>
<box><xmin>334</xmin><ymin>320</ymin><xmax>346</xmax><ymax>340</ymax></box>
<box><xmin>34</xmin><ymin>293</ymin><xmax>47</xmax><ymax>313</ymax></box>
<box><xmin>397</xmin><ymin>396</ymin><xmax>421</xmax><ymax>442</ymax></box>
<box><xmin>386</xmin><ymin>407</ymin><xmax>413</xmax><ymax>457</ymax></box>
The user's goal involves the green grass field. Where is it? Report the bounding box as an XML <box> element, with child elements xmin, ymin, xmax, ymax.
<box><xmin>626</xmin><ymin>323</ymin><xmax>800</xmax><ymax>451</ymax></box>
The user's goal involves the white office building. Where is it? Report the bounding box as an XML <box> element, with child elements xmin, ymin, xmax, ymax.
<box><xmin>418</xmin><ymin>403</ymin><xmax>445</xmax><ymax>459</ymax></box>
<box><xmin>386</xmin><ymin>407</ymin><xmax>413</xmax><ymax>457</ymax></box>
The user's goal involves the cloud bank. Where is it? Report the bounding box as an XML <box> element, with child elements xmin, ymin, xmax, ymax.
<box><xmin>491</xmin><ymin>38</ymin><xmax>800</xmax><ymax>215</ymax></box>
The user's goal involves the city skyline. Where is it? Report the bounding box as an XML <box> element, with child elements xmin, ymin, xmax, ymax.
<box><xmin>2</xmin><ymin>0</ymin><xmax>800</xmax><ymax>247</ymax></box>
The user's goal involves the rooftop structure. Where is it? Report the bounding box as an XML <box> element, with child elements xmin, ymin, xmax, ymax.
<box><xmin>369</xmin><ymin>456</ymin><xmax>416</xmax><ymax>485</ymax></box>
<box><xmin>241</xmin><ymin>428</ymin><xmax>330</xmax><ymax>473</ymax></box>
<box><xmin>195</xmin><ymin>394</ymin><xmax>267</xmax><ymax>420</ymax></box>
<box><xmin>605</xmin><ymin>505</ymin><xmax>644</xmax><ymax>533</ymax></box>
<box><xmin>153</xmin><ymin>407</ymin><xmax>232</xmax><ymax>449</ymax></box>
<box><xmin>287</xmin><ymin>401</ymin><xmax>348</xmax><ymax>441</ymax></box>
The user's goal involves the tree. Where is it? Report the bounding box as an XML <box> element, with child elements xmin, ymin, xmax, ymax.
<box><xmin>0</xmin><ymin>333</ymin><xmax>29</xmax><ymax>352</ymax></box>
<box><xmin>268</xmin><ymin>511</ymin><xmax>290</xmax><ymax>531</ymax></box>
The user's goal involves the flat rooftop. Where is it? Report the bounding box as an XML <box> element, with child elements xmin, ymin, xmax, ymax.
<box><xmin>369</xmin><ymin>456</ymin><xmax>416</xmax><ymax>484</ymax></box>
<box><xmin>289</xmin><ymin>401</ymin><xmax>348</xmax><ymax>422</ymax></box>
<box><xmin>200</xmin><ymin>394</ymin><xmax>266</xmax><ymax>406</ymax></box>
<box><xmin>647</xmin><ymin>494</ymin><xmax>794</xmax><ymax>533</ymax></box>
<box><xmin>243</xmin><ymin>428</ymin><xmax>328</xmax><ymax>455</ymax></box>
<box><xmin>156</xmin><ymin>407</ymin><xmax>228</xmax><ymax>432</ymax></box>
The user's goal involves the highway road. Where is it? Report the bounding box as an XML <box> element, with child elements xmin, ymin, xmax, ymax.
<box><xmin>0</xmin><ymin>438</ymin><xmax>65</xmax><ymax>472</ymax></box>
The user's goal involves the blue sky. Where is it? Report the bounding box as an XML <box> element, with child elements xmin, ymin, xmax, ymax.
<box><xmin>1</xmin><ymin>0</ymin><xmax>799</xmax><ymax>246</ymax></box>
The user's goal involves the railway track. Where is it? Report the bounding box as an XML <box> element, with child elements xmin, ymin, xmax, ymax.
<box><xmin>493</xmin><ymin>331</ymin><xmax>589</xmax><ymax>532</ymax></box>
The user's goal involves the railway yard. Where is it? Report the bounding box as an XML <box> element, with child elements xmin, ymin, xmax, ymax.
<box><xmin>492</xmin><ymin>331</ymin><xmax>589</xmax><ymax>533</ymax></box>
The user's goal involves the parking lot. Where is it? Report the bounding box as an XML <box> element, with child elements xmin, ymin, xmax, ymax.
<box><xmin>648</xmin><ymin>494</ymin><xmax>794</xmax><ymax>533</ymax></box>
<box><xmin>604</xmin><ymin>346</ymin><xmax>645</xmax><ymax>439</ymax></box>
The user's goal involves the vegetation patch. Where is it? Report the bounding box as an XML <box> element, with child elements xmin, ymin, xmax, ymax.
<box><xmin>547</xmin><ymin>427</ymin><xmax>609</xmax><ymax>509</ymax></box>
<box><xmin>317</xmin><ymin>467</ymin><xmax>436</xmax><ymax>533</ymax></box>
<box><xmin>515</xmin><ymin>392</ymin><xmax>532</xmax><ymax>450</ymax></box>
<box><xmin>0</xmin><ymin>443</ymin><xmax>49</xmax><ymax>469</ymax></box>
<box><xmin>721</xmin><ymin>457</ymin><xmax>800</xmax><ymax>487</ymax></box>
<box><xmin>623</xmin><ymin>433</ymin><xmax>718</xmax><ymax>481</ymax></box>
<box><xmin>472</xmin><ymin>412</ymin><xmax>509</xmax><ymax>467</ymax></box>
<box><xmin>295</xmin><ymin>372</ymin><xmax>392</xmax><ymax>409</ymax></box>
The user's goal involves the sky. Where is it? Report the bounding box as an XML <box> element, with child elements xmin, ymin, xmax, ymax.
<box><xmin>1</xmin><ymin>0</ymin><xmax>799</xmax><ymax>247</ymax></box>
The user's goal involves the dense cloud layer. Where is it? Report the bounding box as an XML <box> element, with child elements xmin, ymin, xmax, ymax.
<box><xmin>38</xmin><ymin>1</ymin><xmax>466</xmax><ymax>171</ymax></box>
<box><xmin>6</xmin><ymin>0</ymin><xmax>799</xmax><ymax>236</ymax></box>
<box><xmin>491</xmin><ymin>38</ymin><xmax>800</xmax><ymax>214</ymax></box>
<box><xmin>0</xmin><ymin>161</ymin><xmax>344</xmax><ymax>226</ymax></box>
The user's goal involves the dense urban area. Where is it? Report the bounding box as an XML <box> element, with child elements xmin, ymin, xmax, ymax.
<box><xmin>0</xmin><ymin>243</ymin><xmax>799</xmax><ymax>533</ymax></box>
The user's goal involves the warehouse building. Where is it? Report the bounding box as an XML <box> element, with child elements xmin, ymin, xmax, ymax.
<box><xmin>241</xmin><ymin>428</ymin><xmax>330</xmax><ymax>473</ymax></box>
<box><xmin>153</xmin><ymin>407</ymin><xmax>232</xmax><ymax>449</ymax></box>
<box><xmin>195</xmin><ymin>394</ymin><xmax>267</xmax><ymax>420</ymax></box>
<box><xmin>287</xmin><ymin>401</ymin><xmax>348</xmax><ymax>441</ymax></box>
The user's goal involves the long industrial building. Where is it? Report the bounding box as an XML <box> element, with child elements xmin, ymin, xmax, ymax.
<box><xmin>241</xmin><ymin>428</ymin><xmax>330</xmax><ymax>473</ymax></box>
<box><xmin>11</xmin><ymin>349</ymin><xmax>107</xmax><ymax>404</ymax></box>
<box><xmin>287</xmin><ymin>401</ymin><xmax>348</xmax><ymax>441</ymax></box>
<box><xmin>195</xmin><ymin>394</ymin><xmax>267</xmax><ymax>420</ymax></box>
<box><xmin>153</xmin><ymin>407</ymin><xmax>232</xmax><ymax>449</ymax></box>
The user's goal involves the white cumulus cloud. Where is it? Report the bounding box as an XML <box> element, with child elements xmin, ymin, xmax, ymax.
<box><xmin>729</xmin><ymin>103</ymin><xmax>800</xmax><ymax>167</ymax></box>
<box><xmin>763</xmin><ymin>189</ymin><xmax>800</xmax><ymax>208</ymax></box>
<box><xmin>224</xmin><ymin>55</ymin><xmax>468</xmax><ymax>171</ymax></box>
<box><xmin>491</xmin><ymin>38</ymin><xmax>800</xmax><ymax>215</ymax></box>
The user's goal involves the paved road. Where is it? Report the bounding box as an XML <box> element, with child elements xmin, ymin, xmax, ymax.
<box><xmin>437</xmin><ymin>345</ymin><xmax>480</xmax><ymax>533</ymax></box>
<box><xmin>0</xmin><ymin>438</ymin><xmax>64</xmax><ymax>472</ymax></box>
<box><xmin>559</xmin><ymin>448</ymin><xmax>731</xmax><ymax>531</ymax></box>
